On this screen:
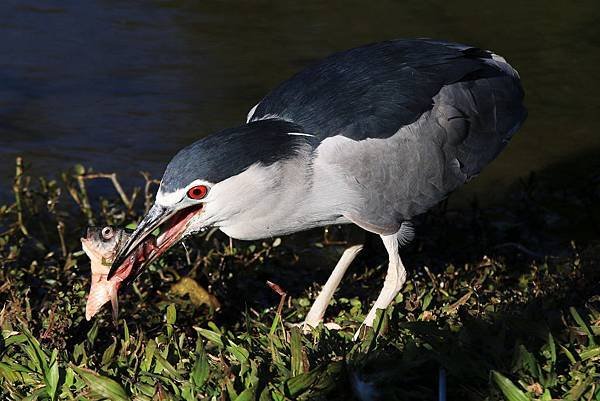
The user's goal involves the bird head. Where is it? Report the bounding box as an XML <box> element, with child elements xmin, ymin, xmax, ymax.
<box><xmin>106</xmin><ymin>177</ymin><xmax>214</xmax><ymax>281</ymax></box>
<box><xmin>107</xmin><ymin>119</ymin><xmax>312</xmax><ymax>281</ymax></box>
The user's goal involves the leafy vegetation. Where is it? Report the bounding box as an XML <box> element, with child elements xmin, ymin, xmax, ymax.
<box><xmin>0</xmin><ymin>158</ymin><xmax>599</xmax><ymax>400</ymax></box>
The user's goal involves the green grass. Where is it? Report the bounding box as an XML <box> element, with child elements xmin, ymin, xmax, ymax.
<box><xmin>0</xmin><ymin>158</ymin><xmax>599</xmax><ymax>400</ymax></box>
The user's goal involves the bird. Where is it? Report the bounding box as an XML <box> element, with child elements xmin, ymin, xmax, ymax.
<box><xmin>108</xmin><ymin>38</ymin><xmax>526</xmax><ymax>334</ymax></box>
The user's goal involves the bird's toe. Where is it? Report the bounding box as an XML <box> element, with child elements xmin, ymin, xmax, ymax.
<box><xmin>288</xmin><ymin>321</ymin><xmax>342</xmax><ymax>334</ymax></box>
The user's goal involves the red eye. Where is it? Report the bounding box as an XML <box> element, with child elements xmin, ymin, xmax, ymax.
<box><xmin>187</xmin><ymin>185</ymin><xmax>208</xmax><ymax>200</ymax></box>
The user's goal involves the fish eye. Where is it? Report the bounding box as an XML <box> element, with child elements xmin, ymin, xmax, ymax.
<box><xmin>101</xmin><ymin>226</ymin><xmax>114</xmax><ymax>240</ymax></box>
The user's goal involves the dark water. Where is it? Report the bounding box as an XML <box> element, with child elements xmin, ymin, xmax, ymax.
<box><xmin>1</xmin><ymin>0</ymin><xmax>599</xmax><ymax>204</ymax></box>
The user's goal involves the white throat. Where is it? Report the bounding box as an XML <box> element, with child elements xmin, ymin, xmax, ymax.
<box><xmin>196</xmin><ymin>151</ymin><xmax>354</xmax><ymax>240</ymax></box>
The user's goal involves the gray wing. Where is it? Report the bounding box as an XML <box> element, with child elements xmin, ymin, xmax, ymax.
<box><xmin>249</xmin><ymin>39</ymin><xmax>527</xmax><ymax>231</ymax></box>
<box><xmin>249</xmin><ymin>39</ymin><xmax>526</xmax><ymax>178</ymax></box>
<box><xmin>324</xmin><ymin>77</ymin><xmax>524</xmax><ymax>233</ymax></box>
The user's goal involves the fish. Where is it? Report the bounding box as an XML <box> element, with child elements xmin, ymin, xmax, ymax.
<box><xmin>81</xmin><ymin>226</ymin><xmax>157</xmax><ymax>321</ymax></box>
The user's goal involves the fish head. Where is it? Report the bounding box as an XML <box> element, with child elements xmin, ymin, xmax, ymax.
<box><xmin>81</xmin><ymin>226</ymin><xmax>131</xmax><ymax>267</ymax></box>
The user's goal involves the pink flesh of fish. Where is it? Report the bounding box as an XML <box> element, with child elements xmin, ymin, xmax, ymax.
<box><xmin>81</xmin><ymin>237</ymin><xmax>154</xmax><ymax>321</ymax></box>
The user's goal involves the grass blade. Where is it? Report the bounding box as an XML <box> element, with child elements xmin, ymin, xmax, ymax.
<box><xmin>72</xmin><ymin>366</ymin><xmax>129</xmax><ymax>401</ymax></box>
<box><xmin>153</xmin><ymin>350</ymin><xmax>183</xmax><ymax>381</ymax></box>
<box><xmin>190</xmin><ymin>346</ymin><xmax>209</xmax><ymax>388</ymax></box>
<box><xmin>45</xmin><ymin>349</ymin><xmax>59</xmax><ymax>401</ymax></box>
<box><xmin>491</xmin><ymin>370</ymin><xmax>529</xmax><ymax>401</ymax></box>
<box><xmin>194</xmin><ymin>327</ymin><xmax>224</xmax><ymax>348</ymax></box>
<box><xmin>290</xmin><ymin>327</ymin><xmax>304</xmax><ymax>377</ymax></box>
<box><xmin>569</xmin><ymin>307</ymin><xmax>596</xmax><ymax>346</ymax></box>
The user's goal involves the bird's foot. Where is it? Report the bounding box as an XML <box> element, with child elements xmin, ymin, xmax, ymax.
<box><xmin>292</xmin><ymin>322</ymin><xmax>370</xmax><ymax>340</ymax></box>
<box><xmin>352</xmin><ymin>309</ymin><xmax>378</xmax><ymax>340</ymax></box>
<box><xmin>323</xmin><ymin>322</ymin><xmax>342</xmax><ymax>330</ymax></box>
<box><xmin>352</xmin><ymin>324</ymin><xmax>368</xmax><ymax>341</ymax></box>
<box><xmin>290</xmin><ymin>321</ymin><xmax>342</xmax><ymax>334</ymax></box>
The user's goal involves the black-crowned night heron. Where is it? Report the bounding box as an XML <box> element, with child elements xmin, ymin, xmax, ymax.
<box><xmin>109</xmin><ymin>38</ymin><xmax>526</xmax><ymax>333</ymax></box>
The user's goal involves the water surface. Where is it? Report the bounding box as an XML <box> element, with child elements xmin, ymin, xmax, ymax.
<box><xmin>1</xmin><ymin>0</ymin><xmax>599</xmax><ymax>204</ymax></box>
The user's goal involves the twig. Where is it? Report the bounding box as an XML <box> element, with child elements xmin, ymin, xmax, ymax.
<box><xmin>267</xmin><ymin>280</ymin><xmax>288</xmax><ymax>327</ymax></box>
<box><xmin>0</xmin><ymin>224</ymin><xmax>19</xmax><ymax>237</ymax></box>
<box><xmin>12</xmin><ymin>157</ymin><xmax>29</xmax><ymax>236</ymax></box>
<box><xmin>63</xmin><ymin>176</ymin><xmax>83</xmax><ymax>210</ymax></box>
<box><xmin>443</xmin><ymin>291</ymin><xmax>473</xmax><ymax>315</ymax></box>
<box><xmin>81</xmin><ymin>172</ymin><xmax>136</xmax><ymax>212</ymax></box>
<box><xmin>40</xmin><ymin>307</ymin><xmax>56</xmax><ymax>340</ymax></box>
<box><xmin>75</xmin><ymin>174</ymin><xmax>94</xmax><ymax>224</ymax></box>
<box><xmin>181</xmin><ymin>241</ymin><xmax>192</xmax><ymax>265</ymax></box>
<box><xmin>0</xmin><ymin>278</ymin><xmax>11</xmax><ymax>293</ymax></box>
<box><xmin>56</xmin><ymin>221</ymin><xmax>67</xmax><ymax>258</ymax></box>
<box><xmin>267</xmin><ymin>280</ymin><xmax>287</xmax><ymax>334</ymax></box>
<box><xmin>423</xmin><ymin>266</ymin><xmax>439</xmax><ymax>289</ymax></box>
<box><xmin>243</xmin><ymin>248</ymin><xmax>269</xmax><ymax>267</ymax></box>
<box><xmin>141</xmin><ymin>171</ymin><xmax>159</xmax><ymax>212</ymax></box>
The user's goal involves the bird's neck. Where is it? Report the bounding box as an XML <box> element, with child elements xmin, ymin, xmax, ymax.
<box><xmin>209</xmin><ymin>153</ymin><xmax>352</xmax><ymax>240</ymax></box>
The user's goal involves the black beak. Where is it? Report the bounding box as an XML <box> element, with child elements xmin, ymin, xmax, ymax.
<box><xmin>107</xmin><ymin>204</ymin><xmax>175</xmax><ymax>279</ymax></box>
